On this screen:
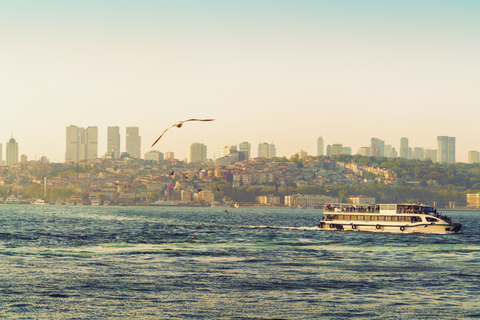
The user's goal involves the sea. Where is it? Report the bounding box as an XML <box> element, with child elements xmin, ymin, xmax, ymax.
<box><xmin>0</xmin><ymin>205</ymin><xmax>479</xmax><ymax>320</ymax></box>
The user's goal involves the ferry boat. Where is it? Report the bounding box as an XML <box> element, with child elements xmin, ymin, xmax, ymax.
<box><xmin>318</xmin><ymin>203</ymin><xmax>462</xmax><ymax>234</ymax></box>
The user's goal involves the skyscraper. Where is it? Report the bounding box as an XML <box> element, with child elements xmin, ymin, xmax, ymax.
<box><xmin>331</xmin><ymin>143</ymin><xmax>343</xmax><ymax>156</ymax></box>
<box><xmin>400</xmin><ymin>137</ymin><xmax>409</xmax><ymax>159</ymax></box>
<box><xmin>126</xmin><ymin>126</ymin><xmax>141</xmax><ymax>159</ymax></box>
<box><xmin>414</xmin><ymin>147</ymin><xmax>425</xmax><ymax>160</ymax></box>
<box><xmin>269</xmin><ymin>143</ymin><xmax>276</xmax><ymax>158</ymax></box>
<box><xmin>107</xmin><ymin>126</ymin><xmax>121</xmax><ymax>159</ymax></box>
<box><xmin>437</xmin><ymin>136</ymin><xmax>455</xmax><ymax>164</ymax></box>
<box><xmin>257</xmin><ymin>142</ymin><xmax>269</xmax><ymax>158</ymax></box>
<box><xmin>6</xmin><ymin>135</ymin><xmax>18</xmax><ymax>166</ymax></box>
<box><xmin>371</xmin><ymin>138</ymin><xmax>385</xmax><ymax>157</ymax></box>
<box><xmin>0</xmin><ymin>143</ymin><xmax>3</xmax><ymax>166</ymax></box>
<box><xmin>468</xmin><ymin>151</ymin><xmax>479</xmax><ymax>164</ymax></box>
<box><xmin>188</xmin><ymin>143</ymin><xmax>207</xmax><ymax>163</ymax></box>
<box><xmin>424</xmin><ymin>148</ymin><xmax>437</xmax><ymax>162</ymax></box>
<box><xmin>239</xmin><ymin>142</ymin><xmax>251</xmax><ymax>160</ymax></box>
<box><xmin>65</xmin><ymin>125</ymin><xmax>98</xmax><ymax>162</ymax></box>
<box><xmin>317</xmin><ymin>137</ymin><xmax>324</xmax><ymax>156</ymax></box>
<box><xmin>85</xmin><ymin>126</ymin><xmax>98</xmax><ymax>161</ymax></box>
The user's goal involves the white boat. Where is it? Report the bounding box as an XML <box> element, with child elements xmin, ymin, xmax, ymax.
<box><xmin>319</xmin><ymin>203</ymin><xmax>462</xmax><ymax>234</ymax></box>
<box><xmin>149</xmin><ymin>199</ymin><xmax>177</xmax><ymax>206</ymax></box>
<box><xmin>34</xmin><ymin>199</ymin><xmax>50</xmax><ymax>205</ymax></box>
<box><xmin>5</xmin><ymin>195</ymin><xmax>20</xmax><ymax>204</ymax></box>
<box><xmin>91</xmin><ymin>199</ymin><xmax>102</xmax><ymax>206</ymax></box>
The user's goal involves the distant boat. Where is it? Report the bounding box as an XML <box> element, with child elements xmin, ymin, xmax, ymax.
<box><xmin>91</xmin><ymin>199</ymin><xmax>102</xmax><ymax>206</ymax></box>
<box><xmin>34</xmin><ymin>199</ymin><xmax>50</xmax><ymax>205</ymax></box>
<box><xmin>149</xmin><ymin>199</ymin><xmax>177</xmax><ymax>206</ymax></box>
<box><xmin>234</xmin><ymin>203</ymin><xmax>240</xmax><ymax>208</ymax></box>
<box><xmin>5</xmin><ymin>195</ymin><xmax>20</xmax><ymax>204</ymax></box>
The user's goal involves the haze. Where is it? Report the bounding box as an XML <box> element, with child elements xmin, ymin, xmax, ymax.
<box><xmin>1</xmin><ymin>1</ymin><xmax>479</xmax><ymax>163</ymax></box>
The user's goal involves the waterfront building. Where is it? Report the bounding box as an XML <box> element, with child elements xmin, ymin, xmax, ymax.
<box><xmin>414</xmin><ymin>147</ymin><xmax>425</xmax><ymax>160</ymax></box>
<box><xmin>437</xmin><ymin>136</ymin><xmax>455</xmax><ymax>164</ymax></box>
<box><xmin>371</xmin><ymin>138</ymin><xmax>384</xmax><ymax>157</ymax></box>
<box><xmin>400</xmin><ymin>137</ymin><xmax>409</xmax><ymax>159</ymax></box>
<box><xmin>468</xmin><ymin>151</ymin><xmax>480</xmax><ymax>164</ymax></box>
<box><xmin>331</xmin><ymin>144</ymin><xmax>343</xmax><ymax>156</ymax></box>
<box><xmin>467</xmin><ymin>192</ymin><xmax>480</xmax><ymax>208</ymax></box>
<box><xmin>126</xmin><ymin>126</ymin><xmax>141</xmax><ymax>159</ymax></box>
<box><xmin>144</xmin><ymin>150</ymin><xmax>164</xmax><ymax>164</ymax></box>
<box><xmin>317</xmin><ymin>136</ymin><xmax>324</xmax><ymax>156</ymax></box>
<box><xmin>6</xmin><ymin>135</ymin><xmax>19</xmax><ymax>166</ymax></box>
<box><xmin>107</xmin><ymin>126</ymin><xmax>121</xmax><ymax>159</ymax></box>
<box><xmin>188</xmin><ymin>143</ymin><xmax>207</xmax><ymax>163</ymax></box>
<box><xmin>239</xmin><ymin>142</ymin><xmax>251</xmax><ymax>160</ymax></box>
<box><xmin>257</xmin><ymin>142</ymin><xmax>269</xmax><ymax>158</ymax></box>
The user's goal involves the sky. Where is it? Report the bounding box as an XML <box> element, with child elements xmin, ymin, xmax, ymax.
<box><xmin>1</xmin><ymin>0</ymin><xmax>480</xmax><ymax>163</ymax></box>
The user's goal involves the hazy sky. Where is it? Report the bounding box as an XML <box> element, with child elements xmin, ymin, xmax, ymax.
<box><xmin>1</xmin><ymin>1</ymin><xmax>480</xmax><ymax>163</ymax></box>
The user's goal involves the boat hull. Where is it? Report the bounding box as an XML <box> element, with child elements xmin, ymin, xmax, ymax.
<box><xmin>318</xmin><ymin>221</ymin><xmax>462</xmax><ymax>234</ymax></box>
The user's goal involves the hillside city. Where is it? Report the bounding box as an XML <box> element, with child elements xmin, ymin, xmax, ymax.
<box><xmin>2</xmin><ymin>126</ymin><xmax>480</xmax><ymax>209</ymax></box>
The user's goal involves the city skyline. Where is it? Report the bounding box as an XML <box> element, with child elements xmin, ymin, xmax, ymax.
<box><xmin>2</xmin><ymin>1</ymin><xmax>480</xmax><ymax>163</ymax></box>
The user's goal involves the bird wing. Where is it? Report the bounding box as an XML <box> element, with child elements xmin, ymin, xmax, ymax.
<box><xmin>151</xmin><ymin>125</ymin><xmax>175</xmax><ymax>147</ymax></box>
<box><xmin>184</xmin><ymin>118</ymin><xmax>215</xmax><ymax>123</ymax></box>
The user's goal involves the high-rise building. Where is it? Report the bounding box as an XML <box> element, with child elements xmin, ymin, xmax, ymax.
<box><xmin>468</xmin><ymin>151</ymin><xmax>480</xmax><ymax>164</ymax></box>
<box><xmin>400</xmin><ymin>137</ymin><xmax>409</xmax><ymax>159</ymax></box>
<box><xmin>188</xmin><ymin>143</ymin><xmax>207</xmax><ymax>163</ymax></box>
<box><xmin>144</xmin><ymin>150</ymin><xmax>164</xmax><ymax>164</ymax></box>
<box><xmin>414</xmin><ymin>147</ymin><xmax>425</xmax><ymax>160</ymax></box>
<box><xmin>20</xmin><ymin>154</ymin><xmax>27</xmax><ymax>163</ymax></box>
<box><xmin>6</xmin><ymin>135</ymin><xmax>18</xmax><ymax>166</ymax></box>
<box><xmin>331</xmin><ymin>144</ymin><xmax>343</xmax><ymax>156</ymax></box>
<box><xmin>358</xmin><ymin>147</ymin><xmax>370</xmax><ymax>156</ymax></box>
<box><xmin>384</xmin><ymin>145</ymin><xmax>392</xmax><ymax>158</ymax></box>
<box><xmin>424</xmin><ymin>148</ymin><xmax>437</xmax><ymax>162</ymax></box>
<box><xmin>65</xmin><ymin>125</ymin><xmax>98</xmax><ymax>162</ymax></box>
<box><xmin>371</xmin><ymin>138</ymin><xmax>384</xmax><ymax>157</ymax></box>
<box><xmin>437</xmin><ymin>136</ymin><xmax>455</xmax><ymax>164</ymax></box>
<box><xmin>257</xmin><ymin>142</ymin><xmax>269</xmax><ymax>158</ymax></box>
<box><xmin>107</xmin><ymin>126</ymin><xmax>121</xmax><ymax>159</ymax></box>
<box><xmin>342</xmin><ymin>147</ymin><xmax>352</xmax><ymax>155</ymax></box>
<box><xmin>126</xmin><ymin>126</ymin><xmax>141</xmax><ymax>159</ymax></box>
<box><xmin>269</xmin><ymin>143</ymin><xmax>276</xmax><ymax>158</ymax></box>
<box><xmin>295</xmin><ymin>150</ymin><xmax>308</xmax><ymax>159</ymax></box>
<box><xmin>219</xmin><ymin>146</ymin><xmax>237</xmax><ymax>158</ymax></box>
<box><xmin>85</xmin><ymin>126</ymin><xmax>98</xmax><ymax>161</ymax></box>
<box><xmin>165</xmin><ymin>152</ymin><xmax>174</xmax><ymax>160</ymax></box>
<box><xmin>390</xmin><ymin>147</ymin><xmax>398</xmax><ymax>158</ymax></box>
<box><xmin>326</xmin><ymin>145</ymin><xmax>332</xmax><ymax>157</ymax></box>
<box><xmin>239</xmin><ymin>142</ymin><xmax>251</xmax><ymax>160</ymax></box>
<box><xmin>0</xmin><ymin>143</ymin><xmax>3</xmax><ymax>166</ymax></box>
<box><xmin>317</xmin><ymin>137</ymin><xmax>324</xmax><ymax>156</ymax></box>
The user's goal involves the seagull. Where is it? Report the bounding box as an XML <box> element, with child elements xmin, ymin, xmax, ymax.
<box><xmin>151</xmin><ymin>118</ymin><xmax>215</xmax><ymax>147</ymax></box>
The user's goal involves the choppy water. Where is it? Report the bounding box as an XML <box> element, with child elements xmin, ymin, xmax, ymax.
<box><xmin>1</xmin><ymin>205</ymin><xmax>479</xmax><ymax>319</ymax></box>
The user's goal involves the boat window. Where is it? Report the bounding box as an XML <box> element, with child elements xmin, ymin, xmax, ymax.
<box><xmin>391</xmin><ymin>216</ymin><xmax>398</xmax><ymax>222</ymax></box>
<box><xmin>343</xmin><ymin>215</ymin><xmax>349</xmax><ymax>220</ymax></box>
<box><xmin>333</xmin><ymin>215</ymin><xmax>339</xmax><ymax>219</ymax></box>
<box><xmin>370</xmin><ymin>215</ymin><xmax>377</xmax><ymax>221</ymax></box>
<box><xmin>378</xmin><ymin>216</ymin><xmax>385</xmax><ymax>221</ymax></box>
<box><xmin>385</xmin><ymin>216</ymin><xmax>391</xmax><ymax>221</ymax></box>
<box><xmin>388</xmin><ymin>205</ymin><xmax>396</xmax><ymax>210</ymax></box>
<box><xmin>380</xmin><ymin>205</ymin><xmax>388</xmax><ymax>211</ymax></box>
<box><xmin>357</xmin><ymin>215</ymin><xmax>364</xmax><ymax>221</ymax></box>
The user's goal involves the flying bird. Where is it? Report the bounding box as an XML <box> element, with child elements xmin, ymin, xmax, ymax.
<box><xmin>151</xmin><ymin>118</ymin><xmax>215</xmax><ymax>147</ymax></box>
